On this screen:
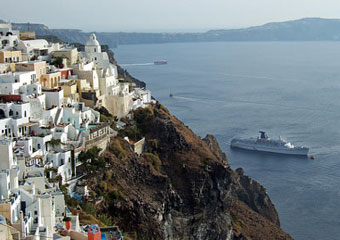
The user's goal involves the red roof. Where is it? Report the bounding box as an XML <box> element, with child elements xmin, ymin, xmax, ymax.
<box><xmin>0</xmin><ymin>95</ymin><xmax>22</xmax><ymax>103</ymax></box>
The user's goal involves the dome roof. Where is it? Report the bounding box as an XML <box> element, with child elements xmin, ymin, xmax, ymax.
<box><xmin>86</xmin><ymin>34</ymin><xmax>100</xmax><ymax>46</ymax></box>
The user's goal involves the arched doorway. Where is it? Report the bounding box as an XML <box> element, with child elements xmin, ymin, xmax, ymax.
<box><xmin>0</xmin><ymin>109</ymin><xmax>6</xmax><ymax>119</ymax></box>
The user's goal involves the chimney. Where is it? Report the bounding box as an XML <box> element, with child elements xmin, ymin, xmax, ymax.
<box><xmin>88</xmin><ymin>224</ymin><xmax>101</xmax><ymax>240</ymax></box>
<box><xmin>20</xmin><ymin>210</ymin><xmax>25</xmax><ymax>238</ymax></box>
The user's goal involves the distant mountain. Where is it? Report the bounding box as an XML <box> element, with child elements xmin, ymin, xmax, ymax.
<box><xmin>6</xmin><ymin>18</ymin><xmax>340</xmax><ymax>47</ymax></box>
<box><xmin>206</xmin><ymin>18</ymin><xmax>340</xmax><ymax>41</ymax></box>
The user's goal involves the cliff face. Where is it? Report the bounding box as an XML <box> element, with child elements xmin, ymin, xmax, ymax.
<box><xmin>83</xmin><ymin>104</ymin><xmax>291</xmax><ymax>240</ymax></box>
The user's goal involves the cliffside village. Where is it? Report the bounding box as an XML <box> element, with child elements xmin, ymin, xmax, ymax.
<box><xmin>0</xmin><ymin>23</ymin><xmax>153</xmax><ymax>240</ymax></box>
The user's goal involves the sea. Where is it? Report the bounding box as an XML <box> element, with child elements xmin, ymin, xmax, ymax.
<box><xmin>114</xmin><ymin>41</ymin><xmax>340</xmax><ymax>240</ymax></box>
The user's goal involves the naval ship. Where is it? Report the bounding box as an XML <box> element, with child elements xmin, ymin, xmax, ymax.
<box><xmin>231</xmin><ymin>131</ymin><xmax>309</xmax><ymax>156</ymax></box>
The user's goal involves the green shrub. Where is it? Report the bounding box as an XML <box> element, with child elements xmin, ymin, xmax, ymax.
<box><xmin>78</xmin><ymin>147</ymin><xmax>105</xmax><ymax>172</ymax></box>
<box><xmin>110</xmin><ymin>139</ymin><xmax>127</xmax><ymax>159</ymax></box>
<box><xmin>118</xmin><ymin>125</ymin><xmax>142</xmax><ymax>141</ymax></box>
<box><xmin>147</xmin><ymin>139</ymin><xmax>158</xmax><ymax>153</ymax></box>
<box><xmin>47</xmin><ymin>139</ymin><xmax>61</xmax><ymax>147</ymax></box>
<box><xmin>103</xmin><ymin>171</ymin><xmax>111</xmax><ymax>180</ymax></box>
<box><xmin>82</xmin><ymin>202</ymin><xmax>96</xmax><ymax>215</ymax></box>
<box><xmin>100</xmin><ymin>114</ymin><xmax>110</xmax><ymax>122</ymax></box>
<box><xmin>143</xmin><ymin>153</ymin><xmax>161</xmax><ymax>171</ymax></box>
<box><xmin>98</xmin><ymin>214</ymin><xmax>113</xmax><ymax>226</ymax></box>
<box><xmin>65</xmin><ymin>195</ymin><xmax>79</xmax><ymax>207</ymax></box>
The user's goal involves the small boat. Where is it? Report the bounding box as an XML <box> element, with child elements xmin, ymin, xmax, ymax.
<box><xmin>154</xmin><ymin>60</ymin><xmax>167</xmax><ymax>65</ymax></box>
<box><xmin>231</xmin><ymin>131</ymin><xmax>309</xmax><ymax>156</ymax></box>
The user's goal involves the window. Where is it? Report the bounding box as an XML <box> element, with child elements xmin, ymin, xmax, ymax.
<box><xmin>94</xmin><ymin>48</ymin><xmax>96</xmax><ymax>52</ymax></box>
<box><xmin>16</xmin><ymin>111</ymin><xmax>18</xmax><ymax>116</ymax></box>
<box><xmin>37</xmin><ymin>144</ymin><xmax>40</xmax><ymax>149</ymax></box>
<box><xmin>24</xmin><ymin>111</ymin><xmax>27</xmax><ymax>117</ymax></box>
<box><xmin>34</xmin><ymin>210</ymin><xmax>38</xmax><ymax>215</ymax></box>
<box><xmin>68</xmin><ymin>157</ymin><xmax>71</xmax><ymax>163</ymax></box>
<box><xmin>61</xmin><ymin>159</ymin><xmax>64</xmax><ymax>165</ymax></box>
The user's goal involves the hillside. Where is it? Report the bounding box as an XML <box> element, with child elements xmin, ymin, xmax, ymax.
<box><xmin>207</xmin><ymin>18</ymin><xmax>340</xmax><ymax>41</ymax></box>
<box><xmin>72</xmin><ymin>104</ymin><xmax>292</xmax><ymax>240</ymax></box>
<box><xmin>8</xmin><ymin>18</ymin><xmax>340</xmax><ymax>47</ymax></box>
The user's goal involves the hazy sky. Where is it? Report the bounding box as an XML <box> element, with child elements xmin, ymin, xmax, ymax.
<box><xmin>2</xmin><ymin>0</ymin><xmax>340</xmax><ymax>32</ymax></box>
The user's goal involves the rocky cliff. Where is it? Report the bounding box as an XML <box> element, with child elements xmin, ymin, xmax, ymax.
<box><xmin>78</xmin><ymin>104</ymin><xmax>291</xmax><ymax>240</ymax></box>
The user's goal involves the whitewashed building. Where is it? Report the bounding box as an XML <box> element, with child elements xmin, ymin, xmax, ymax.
<box><xmin>0</xmin><ymin>24</ymin><xmax>20</xmax><ymax>50</ymax></box>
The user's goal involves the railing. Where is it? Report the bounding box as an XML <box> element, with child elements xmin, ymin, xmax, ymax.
<box><xmin>85</xmin><ymin>133</ymin><xmax>108</xmax><ymax>147</ymax></box>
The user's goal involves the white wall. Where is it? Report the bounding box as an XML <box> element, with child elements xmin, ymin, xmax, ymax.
<box><xmin>0</xmin><ymin>139</ymin><xmax>14</xmax><ymax>170</ymax></box>
<box><xmin>46</xmin><ymin>151</ymin><xmax>72</xmax><ymax>183</ymax></box>
<box><xmin>44</xmin><ymin>90</ymin><xmax>64</xmax><ymax>109</ymax></box>
<box><xmin>52</xmin><ymin>192</ymin><xmax>65</xmax><ymax>217</ymax></box>
<box><xmin>32</xmin><ymin>135</ymin><xmax>52</xmax><ymax>155</ymax></box>
<box><xmin>0</xmin><ymin>170</ymin><xmax>10</xmax><ymax>199</ymax></box>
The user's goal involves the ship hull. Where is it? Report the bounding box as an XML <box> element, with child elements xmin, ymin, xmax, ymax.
<box><xmin>154</xmin><ymin>61</ymin><xmax>167</xmax><ymax>65</ymax></box>
<box><xmin>231</xmin><ymin>139</ymin><xmax>309</xmax><ymax>156</ymax></box>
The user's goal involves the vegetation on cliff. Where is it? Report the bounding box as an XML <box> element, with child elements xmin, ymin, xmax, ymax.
<box><xmin>71</xmin><ymin>103</ymin><xmax>291</xmax><ymax>240</ymax></box>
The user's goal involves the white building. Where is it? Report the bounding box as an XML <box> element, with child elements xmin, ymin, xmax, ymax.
<box><xmin>43</xmin><ymin>88</ymin><xmax>64</xmax><ymax>109</ymax></box>
<box><xmin>17</xmin><ymin>39</ymin><xmax>60</xmax><ymax>60</ymax></box>
<box><xmin>60</xmin><ymin>102</ymin><xmax>100</xmax><ymax>129</ymax></box>
<box><xmin>84</xmin><ymin>34</ymin><xmax>111</xmax><ymax>69</ymax></box>
<box><xmin>0</xmin><ymin>24</ymin><xmax>20</xmax><ymax>50</ymax></box>
<box><xmin>46</xmin><ymin>151</ymin><xmax>72</xmax><ymax>183</ymax></box>
<box><xmin>0</xmin><ymin>101</ymin><xmax>32</xmax><ymax>138</ymax></box>
<box><xmin>0</xmin><ymin>71</ymin><xmax>37</xmax><ymax>95</ymax></box>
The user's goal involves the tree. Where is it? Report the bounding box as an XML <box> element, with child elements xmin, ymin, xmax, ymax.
<box><xmin>52</xmin><ymin>57</ymin><xmax>64</xmax><ymax>68</ymax></box>
<box><xmin>78</xmin><ymin>147</ymin><xmax>105</xmax><ymax>173</ymax></box>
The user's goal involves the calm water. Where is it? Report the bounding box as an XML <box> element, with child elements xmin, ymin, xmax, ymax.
<box><xmin>114</xmin><ymin>41</ymin><xmax>340</xmax><ymax>240</ymax></box>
